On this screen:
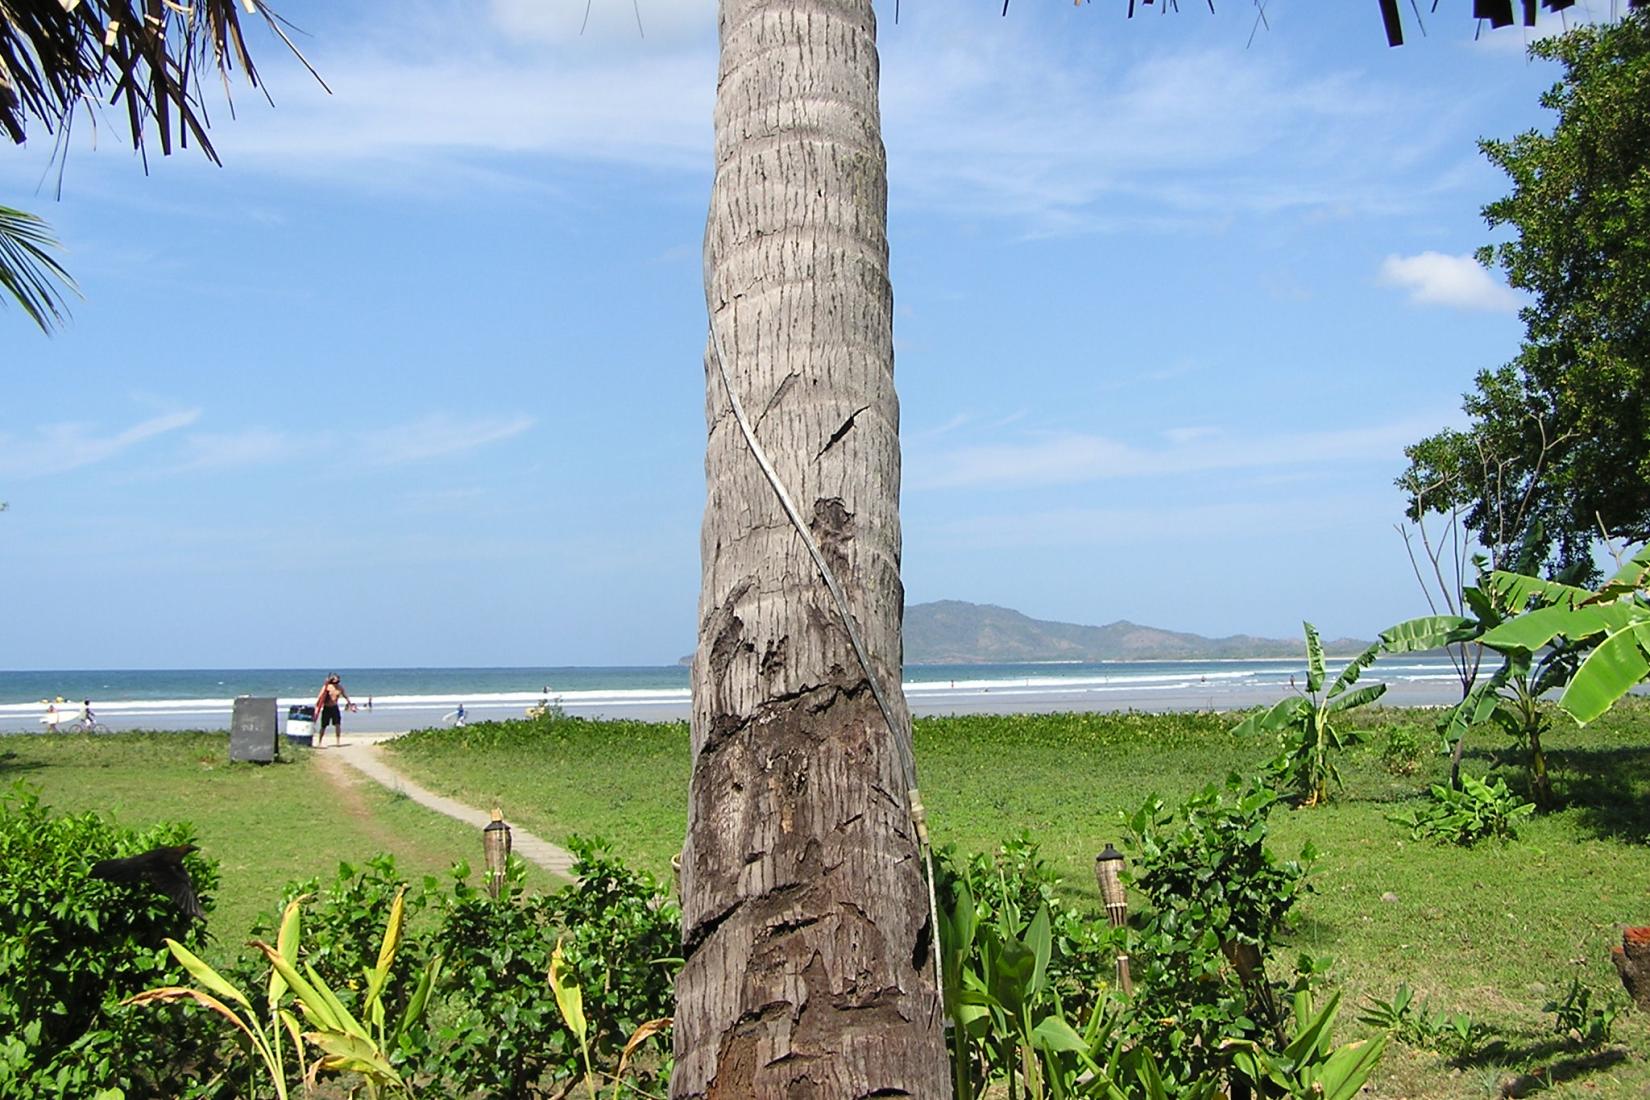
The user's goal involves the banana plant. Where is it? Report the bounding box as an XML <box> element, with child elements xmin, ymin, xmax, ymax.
<box><xmin>1383</xmin><ymin>548</ymin><xmax>1650</xmax><ymax>805</ymax></box>
<box><xmin>1480</xmin><ymin>548</ymin><xmax>1650</xmax><ymax>725</ymax></box>
<box><xmin>1233</xmin><ymin>624</ymin><xmax>1386</xmax><ymax>806</ymax></box>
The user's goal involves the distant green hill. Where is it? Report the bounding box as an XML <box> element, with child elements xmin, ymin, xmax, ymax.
<box><xmin>904</xmin><ymin>600</ymin><xmax>1370</xmax><ymax>664</ymax></box>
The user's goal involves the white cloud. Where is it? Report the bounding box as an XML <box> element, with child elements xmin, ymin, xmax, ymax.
<box><xmin>155</xmin><ymin>429</ymin><xmax>293</xmax><ymax>475</ymax></box>
<box><xmin>210</xmin><ymin>48</ymin><xmax>714</xmax><ymax>181</ymax></box>
<box><xmin>358</xmin><ymin>414</ymin><xmax>536</xmax><ymax>465</ymax></box>
<box><xmin>1378</xmin><ymin>251</ymin><xmax>1520</xmax><ymax>312</ymax></box>
<box><xmin>877</xmin><ymin>13</ymin><xmax>1467</xmax><ymax>233</ymax></box>
<box><xmin>0</xmin><ymin>408</ymin><xmax>200</xmax><ymax>479</ymax></box>
<box><xmin>911</xmin><ymin>415</ymin><xmax>1442</xmax><ymax>491</ymax></box>
<box><xmin>1162</xmin><ymin>426</ymin><xmax>1220</xmax><ymax>445</ymax></box>
<box><xmin>15</xmin><ymin>0</ymin><xmax>1485</xmax><ymax>235</ymax></box>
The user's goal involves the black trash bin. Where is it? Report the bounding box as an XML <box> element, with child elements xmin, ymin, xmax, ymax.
<box><xmin>286</xmin><ymin>704</ymin><xmax>316</xmax><ymax>747</ymax></box>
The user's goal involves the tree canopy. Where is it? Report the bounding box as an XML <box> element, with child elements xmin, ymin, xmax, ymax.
<box><xmin>1402</xmin><ymin>9</ymin><xmax>1650</xmax><ymax>575</ymax></box>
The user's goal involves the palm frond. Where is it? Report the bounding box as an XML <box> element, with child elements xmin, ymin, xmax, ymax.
<box><xmin>0</xmin><ymin>0</ymin><xmax>324</xmax><ymax>162</ymax></box>
<box><xmin>0</xmin><ymin>204</ymin><xmax>77</xmax><ymax>333</ymax></box>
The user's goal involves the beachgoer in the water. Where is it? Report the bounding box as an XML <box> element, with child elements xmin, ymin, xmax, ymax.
<box><xmin>314</xmin><ymin>674</ymin><xmax>351</xmax><ymax>747</ymax></box>
<box><xmin>455</xmin><ymin>703</ymin><xmax>466</xmax><ymax>727</ymax></box>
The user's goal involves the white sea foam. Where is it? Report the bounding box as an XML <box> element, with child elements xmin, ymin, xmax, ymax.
<box><xmin>1</xmin><ymin>657</ymin><xmax>1474</xmax><ymax>732</ymax></box>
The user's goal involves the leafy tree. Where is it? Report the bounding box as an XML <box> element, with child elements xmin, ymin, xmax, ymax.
<box><xmin>1402</xmin><ymin>10</ymin><xmax>1650</xmax><ymax>575</ymax></box>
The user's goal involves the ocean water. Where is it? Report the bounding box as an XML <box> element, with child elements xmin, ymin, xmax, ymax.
<box><xmin>0</xmin><ymin>657</ymin><xmax>1469</xmax><ymax>734</ymax></box>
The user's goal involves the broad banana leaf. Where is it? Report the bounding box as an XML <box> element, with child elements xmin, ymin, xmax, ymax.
<box><xmin>1584</xmin><ymin>548</ymin><xmax>1650</xmax><ymax>604</ymax></box>
<box><xmin>124</xmin><ymin>986</ymin><xmax>256</xmax><ymax>1044</ymax></box>
<box><xmin>616</xmin><ymin>1016</ymin><xmax>672</xmax><ymax>1082</ymax></box>
<box><xmin>1281</xmin><ymin>990</ymin><xmax>1339</xmax><ymax>1065</ymax></box>
<box><xmin>1031</xmin><ymin>1014</ymin><xmax>1089</xmax><ymax>1054</ymax></box>
<box><xmin>362</xmin><ymin>885</ymin><xmax>406</xmax><ymax>1011</ymax></box>
<box><xmin>1438</xmin><ymin>667</ymin><xmax>1505</xmax><ymax>749</ymax></box>
<box><xmin>1379</xmin><ymin>615</ymin><xmax>1475</xmax><ymax>652</ymax></box>
<box><xmin>549</xmin><ymin>940</ymin><xmax>588</xmax><ymax>1044</ymax></box>
<box><xmin>395</xmin><ymin>955</ymin><xmax>442</xmax><ymax>1046</ymax></box>
<box><xmin>268</xmin><ymin>895</ymin><xmax>305</xmax><ymax>1012</ymax></box>
<box><xmin>303</xmin><ymin>959</ymin><xmax>368</xmax><ymax>1040</ymax></box>
<box><xmin>1559</xmin><ymin>622</ymin><xmax>1650</xmax><ymax>725</ymax></box>
<box><xmin>252</xmin><ymin>941</ymin><xmax>348</xmax><ymax>1036</ymax></box>
<box><xmin>1327</xmin><ymin>682</ymin><xmax>1386</xmax><ymax>713</ymax></box>
<box><xmin>1485</xmin><ymin>570</ymin><xmax>1590</xmax><ymax>611</ymax></box>
<box><xmin>304</xmin><ymin>1031</ymin><xmax>404</xmax><ymax>1087</ymax></box>
<box><xmin>1304</xmin><ymin>622</ymin><xmax>1325</xmax><ymax>694</ymax></box>
<box><xmin>1329</xmin><ymin>643</ymin><xmax>1383</xmax><ymax>698</ymax></box>
<box><xmin>1027</xmin><ymin>905</ymin><xmax>1053</xmax><ymax>1001</ymax></box>
<box><xmin>1480</xmin><ymin>602</ymin><xmax>1635</xmax><ymax>652</ymax></box>
<box><xmin>1464</xmin><ymin>585</ymin><xmax>1499</xmax><ymax>625</ymax></box>
<box><xmin>1232</xmin><ymin>695</ymin><xmax>1310</xmax><ymax>737</ymax></box>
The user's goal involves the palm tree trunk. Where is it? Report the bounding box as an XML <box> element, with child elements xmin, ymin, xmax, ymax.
<box><xmin>672</xmin><ymin>1</ymin><xmax>946</xmax><ymax>1097</ymax></box>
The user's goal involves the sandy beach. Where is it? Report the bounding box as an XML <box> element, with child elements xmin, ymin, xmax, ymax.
<box><xmin>0</xmin><ymin>668</ymin><xmax>1469</xmax><ymax>735</ymax></box>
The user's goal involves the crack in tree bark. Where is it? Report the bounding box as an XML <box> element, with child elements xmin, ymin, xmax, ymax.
<box><xmin>817</xmin><ymin>404</ymin><xmax>871</xmax><ymax>459</ymax></box>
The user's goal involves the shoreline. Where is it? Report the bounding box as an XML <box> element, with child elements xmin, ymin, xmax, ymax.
<box><xmin>0</xmin><ymin>676</ymin><xmax>1468</xmax><ymax>735</ymax></box>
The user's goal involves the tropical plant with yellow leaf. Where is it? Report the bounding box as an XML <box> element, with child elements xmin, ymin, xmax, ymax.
<box><xmin>549</xmin><ymin>937</ymin><xmax>670</xmax><ymax>1099</ymax></box>
<box><xmin>127</xmin><ymin>887</ymin><xmax>440</xmax><ymax>1099</ymax></box>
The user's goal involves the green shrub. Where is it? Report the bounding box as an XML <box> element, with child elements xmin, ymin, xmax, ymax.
<box><xmin>409</xmin><ymin>838</ymin><xmax>677</xmax><ymax>1098</ymax></box>
<box><xmin>1378</xmin><ymin>724</ymin><xmax>1425</xmax><ymax>775</ymax></box>
<box><xmin>1391</xmin><ymin>774</ymin><xmax>1534</xmax><ymax>845</ymax></box>
<box><xmin>0</xmin><ymin>784</ymin><xmax>225</xmax><ymax>1099</ymax></box>
<box><xmin>230</xmin><ymin>839</ymin><xmax>677</xmax><ymax>1098</ymax></box>
<box><xmin>935</xmin><ymin>781</ymin><xmax>1385</xmax><ymax>1098</ymax></box>
<box><xmin>235</xmin><ymin>853</ymin><xmax>438</xmax><ymax>1037</ymax></box>
<box><xmin>1121</xmin><ymin>776</ymin><xmax>1322</xmax><ymax>1088</ymax></box>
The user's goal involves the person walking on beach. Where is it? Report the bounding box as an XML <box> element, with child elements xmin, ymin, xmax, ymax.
<box><xmin>314</xmin><ymin>674</ymin><xmax>352</xmax><ymax>747</ymax></box>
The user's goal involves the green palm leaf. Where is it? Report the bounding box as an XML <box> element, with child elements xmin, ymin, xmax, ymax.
<box><xmin>0</xmin><ymin>205</ymin><xmax>77</xmax><ymax>333</ymax></box>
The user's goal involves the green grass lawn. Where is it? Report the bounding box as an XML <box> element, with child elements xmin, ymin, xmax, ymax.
<box><xmin>0</xmin><ymin>732</ymin><xmax>556</xmax><ymax>954</ymax></box>
<box><xmin>386</xmin><ymin>701</ymin><xmax>1650</xmax><ymax>1098</ymax></box>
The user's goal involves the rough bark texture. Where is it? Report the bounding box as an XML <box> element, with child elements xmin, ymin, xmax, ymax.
<box><xmin>673</xmin><ymin>1</ymin><xmax>946</xmax><ymax>1097</ymax></box>
<box><xmin>1615</xmin><ymin>927</ymin><xmax>1650</xmax><ymax>1011</ymax></box>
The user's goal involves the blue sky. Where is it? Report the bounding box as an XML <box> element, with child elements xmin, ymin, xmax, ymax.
<box><xmin>0</xmin><ymin>1</ymin><xmax>1607</xmax><ymax>668</ymax></box>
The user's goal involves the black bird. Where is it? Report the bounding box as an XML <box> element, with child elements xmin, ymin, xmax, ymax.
<box><xmin>90</xmin><ymin>844</ymin><xmax>205</xmax><ymax>921</ymax></box>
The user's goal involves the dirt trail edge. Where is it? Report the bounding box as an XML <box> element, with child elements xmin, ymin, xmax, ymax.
<box><xmin>318</xmin><ymin>737</ymin><xmax>578</xmax><ymax>881</ymax></box>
